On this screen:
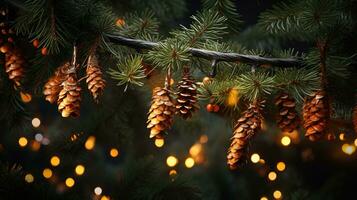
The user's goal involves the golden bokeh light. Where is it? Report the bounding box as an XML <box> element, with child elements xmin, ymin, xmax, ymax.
<box><xmin>85</xmin><ymin>136</ymin><xmax>96</xmax><ymax>150</ymax></box>
<box><xmin>25</xmin><ymin>173</ymin><xmax>34</xmax><ymax>183</ymax></box>
<box><xmin>250</xmin><ymin>153</ymin><xmax>260</xmax><ymax>163</ymax></box>
<box><xmin>166</xmin><ymin>156</ymin><xmax>178</xmax><ymax>167</ymax></box>
<box><xmin>354</xmin><ymin>139</ymin><xmax>357</xmax><ymax>147</ymax></box>
<box><xmin>42</xmin><ymin>168</ymin><xmax>53</xmax><ymax>179</ymax></box>
<box><xmin>50</xmin><ymin>156</ymin><xmax>60</xmax><ymax>167</ymax></box>
<box><xmin>189</xmin><ymin>143</ymin><xmax>202</xmax><ymax>157</ymax></box>
<box><xmin>65</xmin><ymin>177</ymin><xmax>75</xmax><ymax>187</ymax></box>
<box><xmin>30</xmin><ymin>141</ymin><xmax>41</xmax><ymax>151</ymax></box>
<box><xmin>94</xmin><ymin>186</ymin><xmax>102</xmax><ymax>195</ymax></box>
<box><xmin>75</xmin><ymin>165</ymin><xmax>85</xmax><ymax>176</ymax></box>
<box><xmin>169</xmin><ymin>169</ymin><xmax>177</xmax><ymax>176</ymax></box>
<box><xmin>260</xmin><ymin>197</ymin><xmax>268</xmax><ymax>200</ymax></box>
<box><xmin>342</xmin><ymin>143</ymin><xmax>356</xmax><ymax>155</ymax></box>
<box><xmin>339</xmin><ymin>133</ymin><xmax>345</xmax><ymax>141</ymax></box>
<box><xmin>101</xmin><ymin>195</ymin><xmax>110</xmax><ymax>200</ymax></box>
<box><xmin>276</xmin><ymin>162</ymin><xmax>286</xmax><ymax>172</ymax></box>
<box><xmin>185</xmin><ymin>157</ymin><xmax>195</xmax><ymax>168</ymax></box>
<box><xmin>199</xmin><ymin>135</ymin><xmax>208</xmax><ymax>143</ymax></box>
<box><xmin>20</xmin><ymin>92</ymin><xmax>32</xmax><ymax>103</ymax></box>
<box><xmin>18</xmin><ymin>137</ymin><xmax>28</xmax><ymax>147</ymax></box>
<box><xmin>154</xmin><ymin>138</ymin><xmax>164</xmax><ymax>148</ymax></box>
<box><xmin>281</xmin><ymin>136</ymin><xmax>291</xmax><ymax>146</ymax></box>
<box><xmin>273</xmin><ymin>190</ymin><xmax>282</xmax><ymax>199</ymax></box>
<box><xmin>109</xmin><ymin>148</ymin><xmax>119</xmax><ymax>157</ymax></box>
<box><xmin>31</xmin><ymin>118</ymin><xmax>41</xmax><ymax>128</ymax></box>
<box><xmin>268</xmin><ymin>171</ymin><xmax>277</xmax><ymax>181</ymax></box>
<box><xmin>226</xmin><ymin>88</ymin><xmax>239</xmax><ymax>107</ymax></box>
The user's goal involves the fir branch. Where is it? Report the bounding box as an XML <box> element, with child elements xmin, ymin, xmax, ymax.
<box><xmin>172</xmin><ymin>10</ymin><xmax>227</xmax><ymax>47</ymax></box>
<box><xmin>274</xmin><ymin>68</ymin><xmax>320</xmax><ymax>101</ymax></box>
<box><xmin>202</xmin><ymin>0</ymin><xmax>243</xmax><ymax>32</ymax></box>
<box><xmin>107</xmin><ymin>55</ymin><xmax>146</xmax><ymax>91</ymax></box>
<box><xmin>236</xmin><ymin>72</ymin><xmax>275</xmax><ymax>101</ymax></box>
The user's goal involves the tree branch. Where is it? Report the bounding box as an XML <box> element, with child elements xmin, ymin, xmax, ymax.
<box><xmin>104</xmin><ymin>33</ymin><xmax>303</xmax><ymax>67</ymax></box>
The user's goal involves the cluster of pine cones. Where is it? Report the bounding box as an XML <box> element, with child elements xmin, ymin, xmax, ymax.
<box><xmin>226</xmin><ymin>90</ymin><xmax>331</xmax><ymax>170</ymax></box>
<box><xmin>146</xmin><ymin>68</ymin><xmax>198</xmax><ymax>140</ymax></box>
<box><xmin>1</xmin><ymin>9</ymin><xmax>25</xmax><ymax>87</ymax></box>
<box><xmin>43</xmin><ymin>54</ymin><xmax>105</xmax><ymax>117</ymax></box>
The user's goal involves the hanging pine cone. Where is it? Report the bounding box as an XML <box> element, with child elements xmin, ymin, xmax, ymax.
<box><xmin>275</xmin><ymin>92</ymin><xmax>300</xmax><ymax>133</ymax></box>
<box><xmin>303</xmin><ymin>90</ymin><xmax>329</xmax><ymax>141</ymax></box>
<box><xmin>176</xmin><ymin>69</ymin><xmax>198</xmax><ymax>119</ymax></box>
<box><xmin>57</xmin><ymin>73</ymin><xmax>81</xmax><ymax>118</ymax></box>
<box><xmin>353</xmin><ymin>104</ymin><xmax>357</xmax><ymax>134</ymax></box>
<box><xmin>86</xmin><ymin>54</ymin><xmax>105</xmax><ymax>103</ymax></box>
<box><xmin>4</xmin><ymin>47</ymin><xmax>25</xmax><ymax>86</ymax></box>
<box><xmin>43</xmin><ymin>62</ymin><xmax>70</xmax><ymax>104</ymax></box>
<box><xmin>227</xmin><ymin>101</ymin><xmax>265</xmax><ymax>170</ymax></box>
<box><xmin>147</xmin><ymin>87</ymin><xmax>176</xmax><ymax>139</ymax></box>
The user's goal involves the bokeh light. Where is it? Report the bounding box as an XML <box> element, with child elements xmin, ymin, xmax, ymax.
<box><xmin>25</xmin><ymin>173</ymin><xmax>34</xmax><ymax>183</ymax></box>
<box><xmin>276</xmin><ymin>162</ymin><xmax>286</xmax><ymax>172</ymax></box>
<box><xmin>154</xmin><ymin>138</ymin><xmax>164</xmax><ymax>148</ymax></box>
<box><xmin>50</xmin><ymin>156</ymin><xmax>60</xmax><ymax>167</ymax></box>
<box><xmin>273</xmin><ymin>190</ymin><xmax>282</xmax><ymax>199</ymax></box>
<box><xmin>65</xmin><ymin>177</ymin><xmax>75</xmax><ymax>187</ymax></box>
<box><xmin>75</xmin><ymin>165</ymin><xmax>85</xmax><ymax>176</ymax></box>
<box><xmin>42</xmin><ymin>168</ymin><xmax>53</xmax><ymax>179</ymax></box>
<box><xmin>94</xmin><ymin>187</ymin><xmax>102</xmax><ymax>195</ymax></box>
<box><xmin>18</xmin><ymin>137</ymin><xmax>28</xmax><ymax>147</ymax></box>
<box><xmin>342</xmin><ymin>143</ymin><xmax>356</xmax><ymax>155</ymax></box>
<box><xmin>166</xmin><ymin>156</ymin><xmax>178</xmax><ymax>167</ymax></box>
<box><xmin>31</xmin><ymin>118</ymin><xmax>41</xmax><ymax>128</ymax></box>
<box><xmin>268</xmin><ymin>171</ymin><xmax>277</xmax><ymax>181</ymax></box>
<box><xmin>109</xmin><ymin>148</ymin><xmax>119</xmax><ymax>158</ymax></box>
<box><xmin>250</xmin><ymin>153</ymin><xmax>260</xmax><ymax>163</ymax></box>
<box><xmin>185</xmin><ymin>157</ymin><xmax>195</xmax><ymax>168</ymax></box>
<box><xmin>85</xmin><ymin>136</ymin><xmax>96</xmax><ymax>150</ymax></box>
<box><xmin>281</xmin><ymin>136</ymin><xmax>291</xmax><ymax>146</ymax></box>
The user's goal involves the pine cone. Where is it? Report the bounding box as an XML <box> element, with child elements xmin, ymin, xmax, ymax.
<box><xmin>4</xmin><ymin>47</ymin><xmax>25</xmax><ymax>86</ymax></box>
<box><xmin>86</xmin><ymin>55</ymin><xmax>105</xmax><ymax>103</ymax></box>
<box><xmin>57</xmin><ymin>74</ymin><xmax>81</xmax><ymax>118</ymax></box>
<box><xmin>275</xmin><ymin>93</ymin><xmax>300</xmax><ymax>133</ymax></box>
<box><xmin>353</xmin><ymin>104</ymin><xmax>357</xmax><ymax>134</ymax></box>
<box><xmin>43</xmin><ymin>62</ymin><xmax>70</xmax><ymax>104</ymax></box>
<box><xmin>303</xmin><ymin>90</ymin><xmax>329</xmax><ymax>141</ymax></box>
<box><xmin>147</xmin><ymin>87</ymin><xmax>176</xmax><ymax>139</ymax></box>
<box><xmin>227</xmin><ymin>101</ymin><xmax>264</xmax><ymax>170</ymax></box>
<box><xmin>176</xmin><ymin>70</ymin><xmax>198</xmax><ymax>119</ymax></box>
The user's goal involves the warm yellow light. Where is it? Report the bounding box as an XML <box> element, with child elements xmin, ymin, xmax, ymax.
<box><xmin>339</xmin><ymin>133</ymin><xmax>345</xmax><ymax>141</ymax></box>
<box><xmin>273</xmin><ymin>190</ymin><xmax>282</xmax><ymax>199</ymax></box>
<box><xmin>154</xmin><ymin>138</ymin><xmax>164</xmax><ymax>148</ymax></box>
<box><xmin>342</xmin><ymin>143</ymin><xmax>356</xmax><ymax>155</ymax></box>
<box><xmin>94</xmin><ymin>187</ymin><xmax>102</xmax><ymax>195</ymax></box>
<box><xmin>169</xmin><ymin>169</ymin><xmax>177</xmax><ymax>176</ymax></box>
<box><xmin>85</xmin><ymin>136</ymin><xmax>96</xmax><ymax>150</ymax></box>
<box><xmin>166</xmin><ymin>156</ymin><xmax>178</xmax><ymax>167</ymax></box>
<box><xmin>250</xmin><ymin>153</ymin><xmax>260</xmax><ymax>163</ymax></box>
<box><xmin>75</xmin><ymin>165</ymin><xmax>85</xmax><ymax>176</ymax></box>
<box><xmin>226</xmin><ymin>88</ymin><xmax>239</xmax><ymax>107</ymax></box>
<box><xmin>18</xmin><ymin>137</ymin><xmax>28</xmax><ymax>147</ymax></box>
<box><xmin>50</xmin><ymin>156</ymin><xmax>60</xmax><ymax>167</ymax></box>
<box><xmin>30</xmin><ymin>141</ymin><xmax>41</xmax><ymax>151</ymax></box>
<box><xmin>65</xmin><ymin>177</ymin><xmax>75</xmax><ymax>187</ymax></box>
<box><xmin>31</xmin><ymin>118</ymin><xmax>41</xmax><ymax>128</ymax></box>
<box><xmin>20</xmin><ymin>92</ymin><xmax>32</xmax><ymax>103</ymax></box>
<box><xmin>25</xmin><ymin>173</ymin><xmax>34</xmax><ymax>183</ymax></box>
<box><xmin>276</xmin><ymin>162</ymin><xmax>286</xmax><ymax>172</ymax></box>
<box><xmin>281</xmin><ymin>136</ymin><xmax>291</xmax><ymax>146</ymax></box>
<box><xmin>268</xmin><ymin>171</ymin><xmax>277</xmax><ymax>181</ymax></box>
<box><xmin>101</xmin><ymin>196</ymin><xmax>110</xmax><ymax>200</ymax></box>
<box><xmin>355</xmin><ymin>139</ymin><xmax>357</xmax><ymax>147</ymax></box>
<box><xmin>260</xmin><ymin>197</ymin><xmax>268</xmax><ymax>200</ymax></box>
<box><xmin>189</xmin><ymin>143</ymin><xmax>202</xmax><ymax>157</ymax></box>
<box><xmin>199</xmin><ymin>135</ymin><xmax>208</xmax><ymax>143</ymax></box>
<box><xmin>259</xmin><ymin>159</ymin><xmax>265</xmax><ymax>164</ymax></box>
<box><xmin>185</xmin><ymin>157</ymin><xmax>195</xmax><ymax>168</ymax></box>
<box><xmin>109</xmin><ymin>148</ymin><xmax>119</xmax><ymax>157</ymax></box>
<box><xmin>42</xmin><ymin>168</ymin><xmax>53</xmax><ymax>179</ymax></box>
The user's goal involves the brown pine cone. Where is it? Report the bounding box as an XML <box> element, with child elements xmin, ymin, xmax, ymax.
<box><xmin>275</xmin><ymin>92</ymin><xmax>300</xmax><ymax>133</ymax></box>
<box><xmin>147</xmin><ymin>87</ymin><xmax>176</xmax><ymax>139</ymax></box>
<box><xmin>4</xmin><ymin>47</ymin><xmax>25</xmax><ymax>86</ymax></box>
<box><xmin>86</xmin><ymin>54</ymin><xmax>105</xmax><ymax>103</ymax></box>
<box><xmin>57</xmin><ymin>75</ymin><xmax>81</xmax><ymax>118</ymax></box>
<box><xmin>43</xmin><ymin>62</ymin><xmax>70</xmax><ymax>104</ymax></box>
<box><xmin>303</xmin><ymin>90</ymin><xmax>329</xmax><ymax>141</ymax></box>
<box><xmin>227</xmin><ymin>101</ymin><xmax>265</xmax><ymax>170</ymax></box>
<box><xmin>176</xmin><ymin>69</ymin><xmax>198</xmax><ymax>119</ymax></box>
